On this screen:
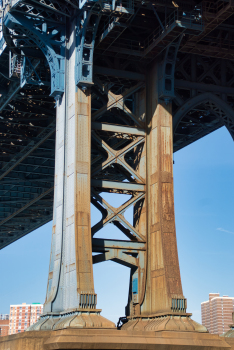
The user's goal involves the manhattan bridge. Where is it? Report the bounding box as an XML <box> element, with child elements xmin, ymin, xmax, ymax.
<box><xmin>0</xmin><ymin>0</ymin><xmax>233</xmax><ymax>337</ymax></box>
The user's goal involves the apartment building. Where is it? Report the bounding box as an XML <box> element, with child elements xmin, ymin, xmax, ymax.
<box><xmin>8</xmin><ymin>303</ymin><xmax>43</xmax><ymax>335</ymax></box>
<box><xmin>201</xmin><ymin>293</ymin><xmax>234</xmax><ymax>335</ymax></box>
<box><xmin>0</xmin><ymin>321</ymin><xmax>9</xmax><ymax>337</ymax></box>
<box><xmin>0</xmin><ymin>315</ymin><xmax>9</xmax><ymax>320</ymax></box>
<box><xmin>0</xmin><ymin>315</ymin><xmax>9</xmax><ymax>337</ymax></box>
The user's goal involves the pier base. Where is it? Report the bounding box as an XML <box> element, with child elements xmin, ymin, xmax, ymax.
<box><xmin>0</xmin><ymin>328</ymin><xmax>231</xmax><ymax>350</ymax></box>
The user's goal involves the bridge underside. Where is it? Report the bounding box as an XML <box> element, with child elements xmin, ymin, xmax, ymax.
<box><xmin>0</xmin><ymin>0</ymin><xmax>234</xmax><ymax>250</ymax></box>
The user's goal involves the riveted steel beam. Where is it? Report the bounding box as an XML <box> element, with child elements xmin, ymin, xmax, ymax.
<box><xmin>91</xmin><ymin>122</ymin><xmax>145</xmax><ymax>136</ymax></box>
<box><xmin>158</xmin><ymin>35</ymin><xmax>183</xmax><ymax>101</ymax></box>
<box><xmin>92</xmin><ymin>238</ymin><xmax>146</xmax><ymax>252</ymax></box>
<box><xmin>93</xmin><ymin>249</ymin><xmax>138</xmax><ymax>267</ymax></box>
<box><xmin>91</xmin><ymin>179</ymin><xmax>145</xmax><ymax>192</ymax></box>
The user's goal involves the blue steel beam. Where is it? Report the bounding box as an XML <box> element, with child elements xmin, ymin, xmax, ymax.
<box><xmin>3</xmin><ymin>12</ymin><xmax>65</xmax><ymax>97</ymax></box>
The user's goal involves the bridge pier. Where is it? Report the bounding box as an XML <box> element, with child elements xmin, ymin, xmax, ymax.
<box><xmin>0</xmin><ymin>1</ymin><xmax>233</xmax><ymax>349</ymax></box>
<box><xmin>15</xmin><ymin>20</ymin><xmax>216</xmax><ymax>333</ymax></box>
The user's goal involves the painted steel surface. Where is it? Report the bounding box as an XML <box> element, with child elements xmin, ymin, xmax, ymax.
<box><xmin>44</xmin><ymin>21</ymin><xmax>95</xmax><ymax>313</ymax></box>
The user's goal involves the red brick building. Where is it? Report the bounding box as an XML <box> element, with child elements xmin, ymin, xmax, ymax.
<box><xmin>0</xmin><ymin>319</ymin><xmax>9</xmax><ymax>337</ymax></box>
<box><xmin>201</xmin><ymin>293</ymin><xmax>234</xmax><ymax>335</ymax></box>
<box><xmin>8</xmin><ymin>303</ymin><xmax>43</xmax><ymax>335</ymax></box>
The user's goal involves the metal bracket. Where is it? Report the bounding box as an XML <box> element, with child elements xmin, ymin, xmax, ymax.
<box><xmin>75</xmin><ymin>11</ymin><xmax>100</xmax><ymax>88</ymax></box>
<box><xmin>3</xmin><ymin>12</ymin><xmax>65</xmax><ymax>98</ymax></box>
<box><xmin>158</xmin><ymin>35</ymin><xmax>183</xmax><ymax>102</ymax></box>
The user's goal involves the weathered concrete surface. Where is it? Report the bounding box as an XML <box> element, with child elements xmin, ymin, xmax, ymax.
<box><xmin>225</xmin><ymin>339</ymin><xmax>234</xmax><ymax>350</ymax></box>
<box><xmin>0</xmin><ymin>330</ymin><xmax>50</xmax><ymax>350</ymax></box>
<box><xmin>0</xmin><ymin>329</ymin><xmax>231</xmax><ymax>350</ymax></box>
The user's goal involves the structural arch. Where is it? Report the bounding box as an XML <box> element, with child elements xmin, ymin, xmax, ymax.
<box><xmin>173</xmin><ymin>93</ymin><xmax>234</xmax><ymax>151</ymax></box>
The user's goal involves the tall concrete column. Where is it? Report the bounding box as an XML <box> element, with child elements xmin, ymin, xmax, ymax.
<box><xmin>28</xmin><ymin>18</ymin><xmax>115</xmax><ymax>331</ymax></box>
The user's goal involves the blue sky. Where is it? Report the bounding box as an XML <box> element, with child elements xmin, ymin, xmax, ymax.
<box><xmin>0</xmin><ymin>126</ymin><xmax>233</xmax><ymax>325</ymax></box>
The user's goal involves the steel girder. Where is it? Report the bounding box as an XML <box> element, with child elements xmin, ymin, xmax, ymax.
<box><xmin>173</xmin><ymin>92</ymin><xmax>234</xmax><ymax>151</ymax></box>
<box><xmin>173</xmin><ymin>53</ymin><xmax>234</xmax><ymax>151</ymax></box>
<box><xmin>0</xmin><ymin>78</ymin><xmax>56</xmax><ymax>249</ymax></box>
<box><xmin>158</xmin><ymin>35</ymin><xmax>183</xmax><ymax>101</ymax></box>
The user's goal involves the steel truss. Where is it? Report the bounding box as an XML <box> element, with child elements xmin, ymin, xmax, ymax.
<box><xmin>173</xmin><ymin>53</ymin><xmax>234</xmax><ymax>150</ymax></box>
<box><xmin>89</xmin><ymin>80</ymin><xmax>146</xmax><ymax>315</ymax></box>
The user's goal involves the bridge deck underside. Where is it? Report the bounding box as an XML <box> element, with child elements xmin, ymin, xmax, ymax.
<box><xmin>0</xmin><ymin>0</ymin><xmax>234</xmax><ymax>249</ymax></box>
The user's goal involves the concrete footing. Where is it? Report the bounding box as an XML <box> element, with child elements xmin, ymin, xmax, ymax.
<box><xmin>0</xmin><ymin>328</ymin><xmax>232</xmax><ymax>350</ymax></box>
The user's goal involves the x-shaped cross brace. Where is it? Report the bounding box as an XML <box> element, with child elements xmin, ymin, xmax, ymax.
<box><xmin>91</xmin><ymin>189</ymin><xmax>145</xmax><ymax>242</ymax></box>
<box><xmin>92</xmin><ymin>82</ymin><xmax>145</xmax><ymax>128</ymax></box>
<box><xmin>92</xmin><ymin>131</ymin><xmax>145</xmax><ymax>183</ymax></box>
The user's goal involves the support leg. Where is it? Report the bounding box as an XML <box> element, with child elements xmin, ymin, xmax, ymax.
<box><xmin>27</xmin><ymin>18</ymin><xmax>115</xmax><ymax>331</ymax></box>
<box><xmin>122</xmin><ymin>62</ymin><xmax>206</xmax><ymax>333</ymax></box>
